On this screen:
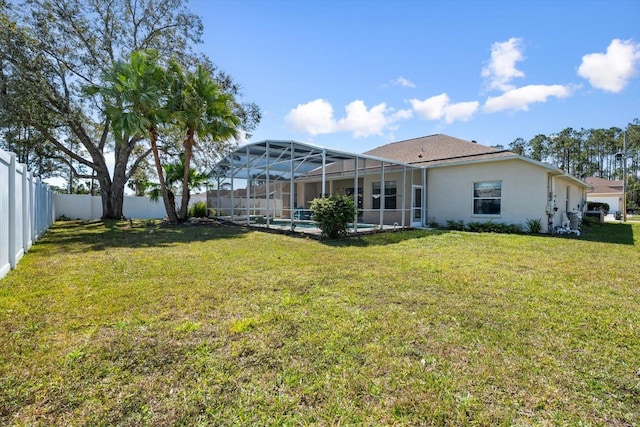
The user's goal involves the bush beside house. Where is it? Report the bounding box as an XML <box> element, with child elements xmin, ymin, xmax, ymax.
<box><xmin>310</xmin><ymin>194</ymin><xmax>357</xmax><ymax>238</ymax></box>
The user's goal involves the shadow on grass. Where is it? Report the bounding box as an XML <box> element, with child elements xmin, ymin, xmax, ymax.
<box><xmin>579</xmin><ymin>222</ymin><xmax>636</xmax><ymax>245</ymax></box>
<box><xmin>38</xmin><ymin>219</ymin><xmax>253</xmax><ymax>252</ymax></box>
<box><xmin>324</xmin><ymin>223</ymin><xmax>638</xmax><ymax>246</ymax></box>
<box><xmin>320</xmin><ymin>229</ymin><xmax>450</xmax><ymax>247</ymax></box>
<box><xmin>237</xmin><ymin>223</ymin><xmax>447</xmax><ymax>247</ymax></box>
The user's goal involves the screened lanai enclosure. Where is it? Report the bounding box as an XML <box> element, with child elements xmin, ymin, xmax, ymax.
<box><xmin>209</xmin><ymin>140</ymin><xmax>426</xmax><ymax>233</ymax></box>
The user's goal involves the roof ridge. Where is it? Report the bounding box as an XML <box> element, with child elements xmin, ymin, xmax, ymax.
<box><xmin>408</xmin><ymin>149</ymin><xmax>514</xmax><ymax>164</ymax></box>
<box><xmin>364</xmin><ymin>133</ymin><xmax>488</xmax><ymax>153</ymax></box>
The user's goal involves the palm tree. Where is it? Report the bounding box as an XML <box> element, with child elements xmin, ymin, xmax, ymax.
<box><xmin>147</xmin><ymin>155</ymin><xmax>209</xmax><ymax>209</ymax></box>
<box><xmin>89</xmin><ymin>50</ymin><xmax>180</xmax><ymax>222</ymax></box>
<box><xmin>169</xmin><ymin>65</ymin><xmax>240</xmax><ymax>221</ymax></box>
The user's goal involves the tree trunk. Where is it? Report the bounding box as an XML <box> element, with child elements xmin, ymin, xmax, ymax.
<box><xmin>96</xmin><ymin>134</ymin><xmax>137</xmax><ymax>219</ymax></box>
<box><xmin>149</xmin><ymin>127</ymin><xmax>179</xmax><ymax>223</ymax></box>
<box><xmin>178</xmin><ymin>131</ymin><xmax>194</xmax><ymax>220</ymax></box>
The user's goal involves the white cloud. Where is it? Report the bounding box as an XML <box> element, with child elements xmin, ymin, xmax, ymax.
<box><xmin>390</xmin><ymin>108</ymin><xmax>413</xmax><ymax>121</ymax></box>
<box><xmin>391</xmin><ymin>76</ymin><xmax>416</xmax><ymax>88</ymax></box>
<box><xmin>482</xmin><ymin>38</ymin><xmax>526</xmax><ymax>91</ymax></box>
<box><xmin>285</xmin><ymin>99</ymin><xmax>412</xmax><ymax>138</ymax></box>
<box><xmin>483</xmin><ymin>84</ymin><xmax>572</xmax><ymax>113</ymax></box>
<box><xmin>285</xmin><ymin>99</ymin><xmax>335</xmax><ymax>136</ymax></box>
<box><xmin>578</xmin><ymin>39</ymin><xmax>640</xmax><ymax>93</ymax></box>
<box><xmin>410</xmin><ymin>93</ymin><xmax>479</xmax><ymax>123</ymax></box>
<box><xmin>444</xmin><ymin>101</ymin><xmax>480</xmax><ymax>124</ymax></box>
<box><xmin>337</xmin><ymin>100</ymin><xmax>389</xmax><ymax>137</ymax></box>
<box><xmin>410</xmin><ymin>93</ymin><xmax>450</xmax><ymax>120</ymax></box>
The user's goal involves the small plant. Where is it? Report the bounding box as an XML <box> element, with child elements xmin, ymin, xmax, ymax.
<box><xmin>427</xmin><ymin>217</ymin><xmax>440</xmax><ymax>228</ymax></box>
<box><xmin>446</xmin><ymin>219</ymin><xmax>465</xmax><ymax>231</ymax></box>
<box><xmin>310</xmin><ymin>194</ymin><xmax>357</xmax><ymax>238</ymax></box>
<box><xmin>188</xmin><ymin>201</ymin><xmax>208</xmax><ymax>218</ymax></box>
<box><xmin>525</xmin><ymin>218</ymin><xmax>542</xmax><ymax>234</ymax></box>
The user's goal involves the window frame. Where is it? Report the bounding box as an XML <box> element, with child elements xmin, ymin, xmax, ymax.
<box><xmin>372</xmin><ymin>180</ymin><xmax>397</xmax><ymax>210</ymax></box>
<box><xmin>472</xmin><ymin>180</ymin><xmax>502</xmax><ymax>216</ymax></box>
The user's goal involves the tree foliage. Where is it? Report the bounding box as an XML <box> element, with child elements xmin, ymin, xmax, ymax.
<box><xmin>0</xmin><ymin>0</ymin><xmax>259</xmax><ymax>219</ymax></box>
<box><xmin>89</xmin><ymin>50</ymin><xmax>244</xmax><ymax>222</ymax></box>
<box><xmin>509</xmin><ymin>120</ymin><xmax>640</xmax><ymax>209</ymax></box>
<box><xmin>168</xmin><ymin>64</ymin><xmax>241</xmax><ymax>221</ymax></box>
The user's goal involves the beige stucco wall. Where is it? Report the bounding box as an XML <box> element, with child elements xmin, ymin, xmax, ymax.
<box><xmin>427</xmin><ymin>159</ymin><xmax>553</xmax><ymax>231</ymax></box>
<box><xmin>295</xmin><ymin>159</ymin><xmax>587</xmax><ymax>232</ymax></box>
<box><xmin>554</xmin><ymin>175</ymin><xmax>587</xmax><ymax>212</ymax></box>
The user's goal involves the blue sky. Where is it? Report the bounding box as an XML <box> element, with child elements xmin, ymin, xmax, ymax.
<box><xmin>191</xmin><ymin>0</ymin><xmax>640</xmax><ymax>153</ymax></box>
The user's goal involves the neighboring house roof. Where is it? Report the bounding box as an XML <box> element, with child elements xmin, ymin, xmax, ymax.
<box><xmin>584</xmin><ymin>177</ymin><xmax>623</xmax><ymax>194</ymax></box>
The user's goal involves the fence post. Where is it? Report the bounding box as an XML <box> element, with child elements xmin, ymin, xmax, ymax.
<box><xmin>22</xmin><ymin>167</ymin><xmax>32</xmax><ymax>253</ymax></box>
<box><xmin>8</xmin><ymin>152</ymin><xmax>16</xmax><ymax>269</ymax></box>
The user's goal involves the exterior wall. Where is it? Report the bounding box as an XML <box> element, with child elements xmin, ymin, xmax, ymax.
<box><xmin>553</xmin><ymin>175</ymin><xmax>587</xmax><ymax>213</ymax></box>
<box><xmin>295</xmin><ymin>158</ymin><xmax>587</xmax><ymax>232</ymax></box>
<box><xmin>427</xmin><ymin>159</ymin><xmax>552</xmax><ymax>231</ymax></box>
<box><xmin>549</xmin><ymin>175</ymin><xmax>588</xmax><ymax>227</ymax></box>
<box><xmin>300</xmin><ymin>182</ymin><xmax>321</xmax><ymax>209</ymax></box>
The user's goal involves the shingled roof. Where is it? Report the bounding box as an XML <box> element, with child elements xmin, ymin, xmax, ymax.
<box><xmin>363</xmin><ymin>134</ymin><xmax>513</xmax><ymax>166</ymax></box>
<box><xmin>584</xmin><ymin>177</ymin><xmax>623</xmax><ymax>194</ymax></box>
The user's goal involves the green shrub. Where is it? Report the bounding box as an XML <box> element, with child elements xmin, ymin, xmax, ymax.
<box><xmin>310</xmin><ymin>194</ymin><xmax>357</xmax><ymax>238</ymax></box>
<box><xmin>188</xmin><ymin>201</ymin><xmax>208</xmax><ymax>218</ymax></box>
<box><xmin>446</xmin><ymin>219</ymin><xmax>465</xmax><ymax>231</ymax></box>
<box><xmin>525</xmin><ymin>218</ymin><xmax>542</xmax><ymax>234</ymax></box>
<box><xmin>467</xmin><ymin>221</ymin><xmax>523</xmax><ymax>234</ymax></box>
<box><xmin>587</xmin><ymin>201</ymin><xmax>609</xmax><ymax>214</ymax></box>
<box><xmin>505</xmin><ymin>223</ymin><xmax>523</xmax><ymax>234</ymax></box>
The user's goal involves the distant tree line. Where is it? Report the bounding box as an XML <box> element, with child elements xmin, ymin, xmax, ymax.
<box><xmin>503</xmin><ymin>121</ymin><xmax>640</xmax><ymax>179</ymax></box>
<box><xmin>500</xmin><ymin>120</ymin><xmax>640</xmax><ymax>210</ymax></box>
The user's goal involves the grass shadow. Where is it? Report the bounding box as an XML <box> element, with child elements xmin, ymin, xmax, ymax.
<box><xmin>320</xmin><ymin>228</ymin><xmax>451</xmax><ymax>247</ymax></box>
<box><xmin>579</xmin><ymin>222</ymin><xmax>636</xmax><ymax>245</ymax></box>
<box><xmin>37</xmin><ymin>219</ymin><xmax>253</xmax><ymax>253</ymax></box>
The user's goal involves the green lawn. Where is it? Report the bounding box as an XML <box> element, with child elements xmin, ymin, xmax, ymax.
<box><xmin>1</xmin><ymin>221</ymin><xmax>639</xmax><ymax>426</ymax></box>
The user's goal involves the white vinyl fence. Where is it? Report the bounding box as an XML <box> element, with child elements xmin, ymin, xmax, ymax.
<box><xmin>1</xmin><ymin>148</ymin><xmax>54</xmax><ymax>279</ymax></box>
<box><xmin>54</xmin><ymin>194</ymin><xmax>169</xmax><ymax>220</ymax></box>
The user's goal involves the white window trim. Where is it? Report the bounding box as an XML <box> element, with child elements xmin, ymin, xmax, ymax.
<box><xmin>472</xmin><ymin>180</ymin><xmax>502</xmax><ymax>217</ymax></box>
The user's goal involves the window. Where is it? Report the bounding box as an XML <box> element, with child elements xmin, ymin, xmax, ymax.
<box><xmin>473</xmin><ymin>181</ymin><xmax>501</xmax><ymax>215</ymax></box>
<box><xmin>372</xmin><ymin>181</ymin><xmax>397</xmax><ymax>209</ymax></box>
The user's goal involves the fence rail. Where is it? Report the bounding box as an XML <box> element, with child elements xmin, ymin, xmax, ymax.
<box><xmin>1</xmin><ymin>148</ymin><xmax>54</xmax><ymax>279</ymax></box>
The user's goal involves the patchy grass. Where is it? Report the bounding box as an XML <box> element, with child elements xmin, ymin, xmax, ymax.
<box><xmin>1</xmin><ymin>220</ymin><xmax>639</xmax><ymax>426</ymax></box>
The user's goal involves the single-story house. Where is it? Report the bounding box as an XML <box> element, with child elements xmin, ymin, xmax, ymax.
<box><xmin>212</xmin><ymin>134</ymin><xmax>591</xmax><ymax>233</ymax></box>
<box><xmin>584</xmin><ymin>177</ymin><xmax>624</xmax><ymax>214</ymax></box>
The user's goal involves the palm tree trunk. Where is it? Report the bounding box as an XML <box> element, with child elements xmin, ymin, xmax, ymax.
<box><xmin>150</xmin><ymin>126</ymin><xmax>179</xmax><ymax>223</ymax></box>
<box><xmin>178</xmin><ymin>130</ymin><xmax>194</xmax><ymax>220</ymax></box>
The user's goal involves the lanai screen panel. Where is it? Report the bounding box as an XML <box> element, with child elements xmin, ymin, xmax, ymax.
<box><xmin>213</xmin><ymin>140</ymin><xmax>422</xmax><ymax>227</ymax></box>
